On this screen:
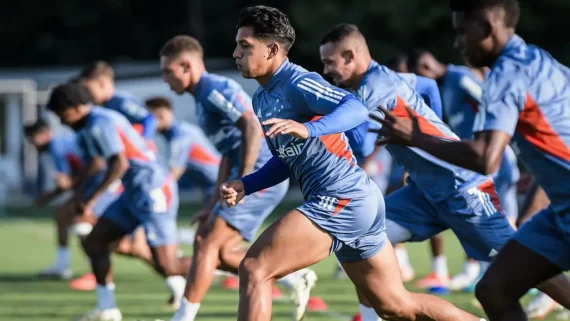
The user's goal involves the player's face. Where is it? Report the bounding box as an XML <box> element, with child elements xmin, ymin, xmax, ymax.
<box><xmin>161</xmin><ymin>56</ymin><xmax>190</xmax><ymax>94</ymax></box>
<box><xmin>319</xmin><ymin>42</ymin><xmax>353</xmax><ymax>87</ymax></box>
<box><xmin>27</xmin><ymin>132</ymin><xmax>50</xmax><ymax>150</ymax></box>
<box><xmin>150</xmin><ymin>107</ymin><xmax>173</xmax><ymax>131</ymax></box>
<box><xmin>234</xmin><ymin>27</ymin><xmax>272</xmax><ymax>79</ymax></box>
<box><xmin>82</xmin><ymin>77</ymin><xmax>112</xmax><ymax>105</ymax></box>
<box><xmin>54</xmin><ymin>105</ymin><xmax>90</xmax><ymax>129</ymax></box>
<box><xmin>452</xmin><ymin>11</ymin><xmax>493</xmax><ymax>68</ymax></box>
<box><xmin>414</xmin><ymin>54</ymin><xmax>439</xmax><ymax>79</ymax></box>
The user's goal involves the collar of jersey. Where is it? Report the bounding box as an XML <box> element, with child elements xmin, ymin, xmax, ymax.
<box><xmin>501</xmin><ymin>34</ymin><xmax>525</xmax><ymax>56</ymax></box>
<box><xmin>263</xmin><ymin>58</ymin><xmax>290</xmax><ymax>91</ymax></box>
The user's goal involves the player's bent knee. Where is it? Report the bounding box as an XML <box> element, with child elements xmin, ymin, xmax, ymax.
<box><xmin>238</xmin><ymin>257</ymin><xmax>269</xmax><ymax>284</ymax></box>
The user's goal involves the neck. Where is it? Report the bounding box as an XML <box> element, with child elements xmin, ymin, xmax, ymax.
<box><xmin>187</xmin><ymin>63</ymin><xmax>207</xmax><ymax>95</ymax></box>
<box><xmin>72</xmin><ymin>113</ymin><xmax>91</xmax><ymax>131</ymax></box>
<box><xmin>256</xmin><ymin>56</ymin><xmax>288</xmax><ymax>87</ymax></box>
<box><xmin>348</xmin><ymin>57</ymin><xmax>372</xmax><ymax>91</ymax></box>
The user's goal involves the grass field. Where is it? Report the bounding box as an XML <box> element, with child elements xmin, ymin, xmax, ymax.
<box><xmin>0</xmin><ymin>202</ymin><xmax>551</xmax><ymax>321</ymax></box>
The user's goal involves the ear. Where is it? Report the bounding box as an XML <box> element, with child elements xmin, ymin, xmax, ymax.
<box><xmin>267</xmin><ymin>43</ymin><xmax>279</xmax><ymax>59</ymax></box>
<box><xmin>341</xmin><ymin>49</ymin><xmax>355</xmax><ymax>64</ymax></box>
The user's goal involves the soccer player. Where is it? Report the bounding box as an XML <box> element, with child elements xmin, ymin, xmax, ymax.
<box><xmin>319</xmin><ymin>23</ymin><xmax>514</xmax><ymax>321</ymax></box>
<box><xmin>221</xmin><ymin>6</ymin><xmax>486</xmax><ymax>321</ymax></box>
<box><xmin>374</xmin><ymin>0</ymin><xmax>570</xmax><ymax>320</ymax></box>
<box><xmin>46</xmin><ymin>83</ymin><xmax>189</xmax><ymax>321</ymax></box>
<box><xmin>407</xmin><ymin>50</ymin><xmax>521</xmax><ymax>292</ymax></box>
<box><xmin>159</xmin><ymin>35</ymin><xmax>316</xmax><ymax>321</ymax></box>
<box><xmin>145</xmin><ymin>96</ymin><xmax>219</xmax><ymax>200</ymax></box>
<box><xmin>78</xmin><ymin>61</ymin><xmax>157</xmax><ymax>141</ymax></box>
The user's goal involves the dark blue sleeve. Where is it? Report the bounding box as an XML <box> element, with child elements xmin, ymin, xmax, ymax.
<box><xmin>415</xmin><ymin>76</ymin><xmax>443</xmax><ymax>119</ymax></box>
<box><xmin>344</xmin><ymin>122</ymin><xmax>368</xmax><ymax>157</ymax></box>
<box><xmin>240</xmin><ymin>156</ymin><xmax>289</xmax><ymax>195</ymax></box>
<box><xmin>303</xmin><ymin>95</ymin><xmax>368</xmax><ymax>137</ymax></box>
<box><xmin>140</xmin><ymin>114</ymin><xmax>158</xmax><ymax>139</ymax></box>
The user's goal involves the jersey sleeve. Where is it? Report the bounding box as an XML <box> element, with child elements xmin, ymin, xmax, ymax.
<box><xmin>87</xmin><ymin>121</ymin><xmax>125</xmax><ymax>159</ymax></box>
<box><xmin>116</xmin><ymin>97</ymin><xmax>150</xmax><ymax>123</ymax></box>
<box><xmin>473</xmin><ymin>69</ymin><xmax>526</xmax><ymax>136</ymax></box>
<box><xmin>169</xmin><ymin>136</ymin><xmax>193</xmax><ymax>169</ymax></box>
<box><xmin>49</xmin><ymin>144</ymin><xmax>71</xmax><ymax>174</ymax></box>
<box><xmin>414</xmin><ymin>76</ymin><xmax>443</xmax><ymax>119</ymax></box>
<box><xmin>203</xmin><ymin>88</ymin><xmax>248</xmax><ymax>124</ymax></box>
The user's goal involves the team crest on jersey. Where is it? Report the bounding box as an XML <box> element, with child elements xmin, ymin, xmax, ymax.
<box><xmin>277</xmin><ymin>142</ymin><xmax>304</xmax><ymax>158</ymax></box>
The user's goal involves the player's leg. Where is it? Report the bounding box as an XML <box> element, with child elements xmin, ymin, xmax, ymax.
<box><xmin>342</xmin><ymin>241</ymin><xmax>483</xmax><ymax>321</ymax></box>
<box><xmin>235</xmin><ymin>209</ymin><xmax>333</xmax><ymax>321</ymax></box>
<box><xmin>415</xmin><ymin>233</ymin><xmax>450</xmax><ymax>289</ymax></box>
<box><xmin>476</xmin><ymin>207</ymin><xmax>570</xmax><ymax>321</ymax></box>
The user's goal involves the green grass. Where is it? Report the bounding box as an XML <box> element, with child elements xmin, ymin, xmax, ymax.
<box><xmin>0</xmin><ymin>203</ymin><xmax>552</xmax><ymax>321</ymax></box>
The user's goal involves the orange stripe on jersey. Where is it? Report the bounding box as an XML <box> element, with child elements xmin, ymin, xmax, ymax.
<box><xmin>477</xmin><ymin>179</ymin><xmax>502</xmax><ymax>213</ymax></box>
<box><xmin>117</xmin><ymin>129</ymin><xmax>149</xmax><ymax>162</ymax></box>
<box><xmin>161</xmin><ymin>176</ymin><xmax>173</xmax><ymax>208</ymax></box>
<box><xmin>189</xmin><ymin>143</ymin><xmax>221</xmax><ymax>165</ymax></box>
<box><xmin>132</xmin><ymin>124</ymin><xmax>144</xmax><ymax>136</ymax></box>
<box><xmin>332</xmin><ymin>199</ymin><xmax>351</xmax><ymax>216</ymax></box>
<box><xmin>516</xmin><ymin>94</ymin><xmax>570</xmax><ymax>161</ymax></box>
<box><xmin>392</xmin><ymin>96</ymin><xmax>457</xmax><ymax>141</ymax></box>
<box><xmin>309</xmin><ymin>115</ymin><xmax>355</xmax><ymax>165</ymax></box>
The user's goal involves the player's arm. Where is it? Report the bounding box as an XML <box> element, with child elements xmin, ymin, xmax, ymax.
<box><xmin>240</xmin><ymin>156</ymin><xmax>289</xmax><ymax>195</ymax></box>
<box><xmin>374</xmin><ymin>71</ymin><xmax>523</xmax><ymax>175</ymax></box>
<box><xmin>168</xmin><ymin>137</ymin><xmax>192</xmax><ymax>181</ymax></box>
<box><xmin>205</xmin><ymin>89</ymin><xmax>261</xmax><ymax>177</ymax></box>
<box><xmin>119</xmin><ymin>98</ymin><xmax>158</xmax><ymax>140</ymax></box>
<box><xmin>415</xmin><ymin>76</ymin><xmax>443</xmax><ymax>119</ymax></box>
<box><xmin>81</xmin><ymin>123</ymin><xmax>129</xmax><ymax>208</ymax></box>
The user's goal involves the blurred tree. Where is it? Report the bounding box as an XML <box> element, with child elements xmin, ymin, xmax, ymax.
<box><xmin>0</xmin><ymin>0</ymin><xmax>569</xmax><ymax>69</ymax></box>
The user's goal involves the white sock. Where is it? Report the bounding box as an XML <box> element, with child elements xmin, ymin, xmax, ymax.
<box><xmin>465</xmin><ymin>261</ymin><xmax>480</xmax><ymax>278</ymax></box>
<box><xmin>395</xmin><ymin>246</ymin><xmax>411</xmax><ymax>268</ymax></box>
<box><xmin>56</xmin><ymin>246</ymin><xmax>70</xmax><ymax>268</ymax></box>
<box><xmin>359</xmin><ymin>304</ymin><xmax>382</xmax><ymax>321</ymax></box>
<box><xmin>276</xmin><ymin>269</ymin><xmax>304</xmax><ymax>290</ymax></box>
<box><xmin>72</xmin><ymin>222</ymin><xmax>93</xmax><ymax>237</ymax></box>
<box><xmin>176</xmin><ymin>297</ymin><xmax>201</xmax><ymax>321</ymax></box>
<box><xmin>433</xmin><ymin>255</ymin><xmax>448</xmax><ymax>279</ymax></box>
<box><xmin>96</xmin><ymin>283</ymin><xmax>117</xmax><ymax>310</ymax></box>
<box><xmin>166</xmin><ymin>276</ymin><xmax>186</xmax><ymax>299</ymax></box>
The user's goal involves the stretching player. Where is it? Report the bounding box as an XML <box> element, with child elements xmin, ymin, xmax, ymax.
<box><xmin>79</xmin><ymin>61</ymin><xmax>157</xmax><ymax>141</ymax></box>
<box><xmin>159</xmin><ymin>35</ymin><xmax>316</xmax><ymax>321</ymax></box>
<box><xmin>222</xmin><ymin>6</ymin><xmax>485</xmax><ymax>321</ymax></box>
<box><xmin>320</xmin><ymin>23</ymin><xmax>513</xmax><ymax>321</ymax></box>
<box><xmin>408</xmin><ymin>49</ymin><xmax>520</xmax><ymax>292</ymax></box>
<box><xmin>46</xmin><ymin>83</ymin><xmax>190</xmax><ymax>321</ymax></box>
<box><xmin>375</xmin><ymin>0</ymin><xmax>570</xmax><ymax>320</ymax></box>
<box><xmin>146</xmin><ymin>97</ymin><xmax>219</xmax><ymax>200</ymax></box>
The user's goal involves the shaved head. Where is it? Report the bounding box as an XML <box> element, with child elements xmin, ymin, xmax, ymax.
<box><xmin>319</xmin><ymin>24</ymin><xmax>371</xmax><ymax>89</ymax></box>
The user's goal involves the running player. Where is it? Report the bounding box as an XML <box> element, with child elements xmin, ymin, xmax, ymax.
<box><xmin>407</xmin><ymin>50</ymin><xmax>520</xmax><ymax>292</ymax></box>
<box><xmin>220</xmin><ymin>6</ymin><xmax>486</xmax><ymax>321</ymax></box>
<box><xmin>375</xmin><ymin>0</ymin><xmax>570</xmax><ymax>319</ymax></box>
<box><xmin>320</xmin><ymin>23</ymin><xmax>514</xmax><ymax>321</ymax></box>
<box><xmin>159</xmin><ymin>35</ymin><xmax>316</xmax><ymax>321</ymax></box>
<box><xmin>46</xmin><ymin>83</ymin><xmax>189</xmax><ymax>321</ymax></box>
<box><xmin>145</xmin><ymin>96</ymin><xmax>219</xmax><ymax>201</ymax></box>
<box><xmin>78</xmin><ymin>61</ymin><xmax>157</xmax><ymax>141</ymax></box>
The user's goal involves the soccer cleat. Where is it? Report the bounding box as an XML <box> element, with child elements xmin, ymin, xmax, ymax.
<box><xmin>414</xmin><ymin>272</ymin><xmax>449</xmax><ymax>289</ymax></box>
<box><xmin>74</xmin><ymin>308</ymin><xmax>122</xmax><ymax>321</ymax></box>
<box><xmin>526</xmin><ymin>292</ymin><xmax>559</xmax><ymax>319</ymax></box>
<box><xmin>291</xmin><ymin>269</ymin><xmax>318</xmax><ymax>321</ymax></box>
<box><xmin>70</xmin><ymin>273</ymin><xmax>97</xmax><ymax>291</ymax></box>
<box><xmin>449</xmin><ymin>272</ymin><xmax>479</xmax><ymax>291</ymax></box>
<box><xmin>37</xmin><ymin>264</ymin><xmax>72</xmax><ymax>280</ymax></box>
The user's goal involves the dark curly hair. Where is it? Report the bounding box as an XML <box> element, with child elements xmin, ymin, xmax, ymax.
<box><xmin>46</xmin><ymin>82</ymin><xmax>92</xmax><ymax>113</ymax></box>
<box><xmin>236</xmin><ymin>5</ymin><xmax>295</xmax><ymax>52</ymax></box>
<box><xmin>449</xmin><ymin>0</ymin><xmax>520</xmax><ymax>28</ymax></box>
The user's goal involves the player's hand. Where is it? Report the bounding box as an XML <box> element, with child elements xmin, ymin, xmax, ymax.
<box><xmin>76</xmin><ymin>199</ymin><xmax>95</xmax><ymax>217</ymax></box>
<box><xmin>53</xmin><ymin>172</ymin><xmax>72</xmax><ymax>190</ymax></box>
<box><xmin>368</xmin><ymin>104</ymin><xmax>424</xmax><ymax>146</ymax></box>
<box><xmin>220</xmin><ymin>180</ymin><xmax>245</xmax><ymax>208</ymax></box>
<box><xmin>190</xmin><ymin>208</ymin><xmax>212</xmax><ymax>226</ymax></box>
<box><xmin>262</xmin><ymin>118</ymin><xmax>309</xmax><ymax>139</ymax></box>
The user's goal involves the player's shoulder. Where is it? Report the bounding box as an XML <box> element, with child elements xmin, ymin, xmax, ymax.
<box><xmin>200</xmin><ymin>73</ymin><xmax>243</xmax><ymax>96</ymax></box>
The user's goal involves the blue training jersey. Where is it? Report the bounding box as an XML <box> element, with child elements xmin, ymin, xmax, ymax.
<box><xmin>474</xmin><ymin>35</ymin><xmax>570</xmax><ymax>214</ymax></box>
<box><xmin>104</xmin><ymin>91</ymin><xmax>156</xmax><ymax>140</ymax></box>
<box><xmin>160</xmin><ymin>120</ymin><xmax>220</xmax><ymax>182</ymax></box>
<box><xmin>362</xmin><ymin>61</ymin><xmax>493</xmax><ymax>202</ymax></box>
<box><xmin>47</xmin><ymin>134</ymin><xmax>83</xmax><ymax>175</ymax></box>
<box><xmin>192</xmin><ymin>72</ymin><xmax>272</xmax><ymax>178</ymax></box>
<box><xmin>76</xmin><ymin>107</ymin><xmax>167</xmax><ymax>199</ymax></box>
<box><xmin>252</xmin><ymin>59</ymin><xmax>375</xmax><ymax>200</ymax></box>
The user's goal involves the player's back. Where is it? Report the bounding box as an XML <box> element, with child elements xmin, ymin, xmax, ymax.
<box><xmin>363</xmin><ymin>62</ymin><xmax>490</xmax><ymax>201</ymax></box>
<box><xmin>48</xmin><ymin>134</ymin><xmax>83</xmax><ymax>173</ymax></box>
<box><xmin>484</xmin><ymin>35</ymin><xmax>570</xmax><ymax>212</ymax></box>
<box><xmin>253</xmin><ymin>60</ymin><xmax>375</xmax><ymax>200</ymax></box>
<box><xmin>79</xmin><ymin>107</ymin><xmax>166</xmax><ymax>193</ymax></box>
<box><xmin>104</xmin><ymin>91</ymin><xmax>149</xmax><ymax>125</ymax></box>
<box><xmin>442</xmin><ymin>65</ymin><xmax>482</xmax><ymax>139</ymax></box>
<box><xmin>193</xmin><ymin>72</ymin><xmax>272</xmax><ymax>173</ymax></box>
